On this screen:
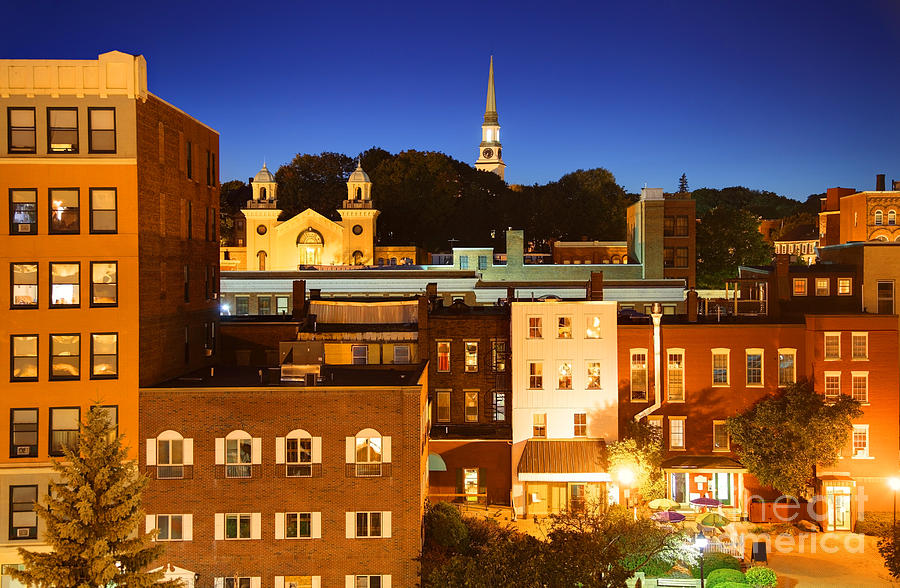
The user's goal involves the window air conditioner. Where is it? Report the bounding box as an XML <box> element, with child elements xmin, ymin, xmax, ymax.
<box><xmin>17</xmin><ymin>528</ymin><xmax>30</xmax><ymax>537</ymax></box>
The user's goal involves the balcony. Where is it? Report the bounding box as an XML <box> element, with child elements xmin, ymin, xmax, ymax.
<box><xmin>340</xmin><ymin>200</ymin><xmax>373</xmax><ymax>210</ymax></box>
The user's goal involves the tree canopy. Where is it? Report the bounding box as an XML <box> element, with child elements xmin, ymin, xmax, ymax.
<box><xmin>608</xmin><ymin>420</ymin><xmax>667</xmax><ymax>502</ymax></box>
<box><xmin>726</xmin><ymin>381</ymin><xmax>862</xmax><ymax>498</ymax></box>
<box><xmin>696</xmin><ymin>206</ymin><xmax>773</xmax><ymax>288</ymax></box>
<box><xmin>691</xmin><ymin>186</ymin><xmax>804</xmax><ymax>219</ymax></box>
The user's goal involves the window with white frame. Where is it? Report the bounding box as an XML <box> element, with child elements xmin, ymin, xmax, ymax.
<box><xmin>348</xmin><ymin>511</ymin><xmax>390</xmax><ymax>538</ymax></box>
<box><xmin>585</xmin><ymin>316</ymin><xmax>602</xmax><ymax>339</ymax></box>
<box><xmin>851</xmin><ymin>372</ymin><xmax>868</xmax><ymax>403</ymax></box>
<box><xmin>824</xmin><ymin>372</ymin><xmax>841</xmax><ymax>402</ymax></box>
<box><xmin>852</xmin><ymin>425</ymin><xmax>869</xmax><ymax>458</ymax></box>
<box><xmin>348</xmin><ymin>429</ymin><xmax>389</xmax><ymax>477</ymax></box>
<box><xmin>528</xmin><ymin>316</ymin><xmax>543</xmax><ymax>338</ymax></box>
<box><xmin>630</xmin><ymin>350</ymin><xmax>648</xmax><ymax>401</ymax></box>
<box><xmin>436</xmin><ymin>391</ymin><xmax>450</xmax><ymax>422</ymax></box>
<box><xmin>851</xmin><ymin>333</ymin><xmax>868</xmax><ymax>360</ymax></box>
<box><xmin>837</xmin><ymin>278</ymin><xmax>852</xmax><ymax>296</ymax></box>
<box><xmin>745</xmin><ymin>349</ymin><xmax>763</xmax><ymax>386</ymax></box>
<box><xmin>528</xmin><ymin>361</ymin><xmax>543</xmax><ymax>389</ymax></box>
<box><xmin>282</xmin><ymin>512</ymin><xmax>315</xmax><ymax>539</ymax></box>
<box><xmin>669</xmin><ymin>418</ymin><xmax>685</xmax><ymax>450</ymax></box>
<box><xmin>711</xmin><ymin>349</ymin><xmax>729</xmax><ymax>386</ymax></box>
<box><xmin>277</xmin><ymin>429</ymin><xmax>320</xmax><ymax>477</ymax></box>
<box><xmin>226</xmin><ymin>434</ymin><xmax>252</xmax><ymax>478</ymax></box>
<box><xmin>437</xmin><ymin>341</ymin><xmax>450</xmax><ymax>372</ymax></box>
<box><xmin>667</xmin><ymin>350</ymin><xmax>685</xmax><ymax>402</ymax></box>
<box><xmin>225</xmin><ymin>513</ymin><xmax>252</xmax><ymax>539</ymax></box>
<box><xmin>464</xmin><ymin>341</ymin><xmax>478</xmax><ymax>372</ymax></box>
<box><xmin>557</xmin><ymin>361</ymin><xmax>572</xmax><ymax>390</ymax></box>
<box><xmin>392</xmin><ymin>344</ymin><xmax>410</xmax><ymax>364</ymax></box>
<box><xmin>713</xmin><ymin>420</ymin><xmax>729</xmax><ymax>452</ymax></box>
<box><xmin>533</xmin><ymin>413</ymin><xmax>546</xmax><ymax>438</ymax></box>
<box><xmin>815</xmin><ymin>278</ymin><xmax>829</xmax><ymax>296</ymax></box>
<box><xmin>574</xmin><ymin>413</ymin><xmax>587</xmax><ymax>437</ymax></box>
<box><xmin>147</xmin><ymin>430</ymin><xmax>193</xmax><ymax>480</ymax></box>
<box><xmin>152</xmin><ymin>514</ymin><xmax>189</xmax><ymax>541</ymax></box>
<box><xmin>557</xmin><ymin>316</ymin><xmax>572</xmax><ymax>339</ymax></box>
<box><xmin>222</xmin><ymin>578</ymin><xmax>252</xmax><ymax>588</ymax></box>
<box><xmin>353</xmin><ymin>575</ymin><xmax>387</xmax><ymax>588</ymax></box>
<box><xmin>351</xmin><ymin>345</ymin><xmax>368</xmax><ymax>365</ymax></box>
<box><xmin>792</xmin><ymin>278</ymin><xmax>807</xmax><ymax>296</ymax></box>
<box><xmin>586</xmin><ymin>361</ymin><xmax>602</xmax><ymax>389</ymax></box>
<box><xmin>464</xmin><ymin>391</ymin><xmax>478</xmax><ymax>422</ymax></box>
<box><xmin>778</xmin><ymin>349</ymin><xmax>796</xmax><ymax>387</ymax></box>
<box><xmin>824</xmin><ymin>332</ymin><xmax>841</xmax><ymax>360</ymax></box>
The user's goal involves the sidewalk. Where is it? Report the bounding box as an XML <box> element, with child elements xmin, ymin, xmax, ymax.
<box><xmin>764</xmin><ymin>533</ymin><xmax>899</xmax><ymax>587</ymax></box>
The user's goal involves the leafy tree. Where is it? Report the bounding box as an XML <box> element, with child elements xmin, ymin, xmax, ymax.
<box><xmin>726</xmin><ymin>381</ymin><xmax>862</xmax><ymax>498</ymax></box>
<box><xmin>12</xmin><ymin>405</ymin><xmax>173</xmax><ymax>588</ymax></box>
<box><xmin>696</xmin><ymin>206</ymin><xmax>773</xmax><ymax>288</ymax></box>
<box><xmin>774</xmin><ymin>211</ymin><xmax>818</xmax><ymax>242</ymax></box>
<box><xmin>878</xmin><ymin>526</ymin><xmax>900</xmax><ymax>579</ymax></box>
<box><xmin>691</xmin><ymin>186</ymin><xmax>803</xmax><ymax>219</ymax></box>
<box><xmin>274</xmin><ymin>151</ymin><xmax>356</xmax><ymax>220</ymax></box>
<box><xmin>608</xmin><ymin>420</ymin><xmax>666</xmax><ymax>501</ymax></box>
<box><xmin>678</xmin><ymin>173</ymin><xmax>689</xmax><ymax>193</ymax></box>
<box><xmin>219</xmin><ymin>180</ymin><xmax>251</xmax><ymax>246</ymax></box>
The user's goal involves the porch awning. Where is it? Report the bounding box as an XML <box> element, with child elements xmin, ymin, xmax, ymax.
<box><xmin>517</xmin><ymin>439</ymin><xmax>608</xmax><ymax>481</ymax></box>
<box><xmin>427</xmin><ymin>452</ymin><xmax>447</xmax><ymax>472</ymax></box>
<box><xmin>662</xmin><ymin>456</ymin><xmax>745</xmax><ymax>470</ymax></box>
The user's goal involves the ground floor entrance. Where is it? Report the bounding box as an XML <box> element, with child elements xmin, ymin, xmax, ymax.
<box><xmin>523</xmin><ymin>481</ymin><xmax>605</xmax><ymax>517</ymax></box>
<box><xmin>825</xmin><ymin>485</ymin><xmax>852</xmax><ymax>531</ymax></box>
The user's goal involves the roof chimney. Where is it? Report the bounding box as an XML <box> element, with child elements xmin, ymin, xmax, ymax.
<box><xmin>588</xmin><ymin>272</ymin><xmax>603</xmax><ymax>301</ymax></box>
<box><xmin>877</xmin><ymin>174</ymin><xmax>886</xmax><ymax>191</ymax></box>
<box><xmin>291</xmin><ymin>280</ymin><xmax>307</xmax><ymax>320</ymax></box>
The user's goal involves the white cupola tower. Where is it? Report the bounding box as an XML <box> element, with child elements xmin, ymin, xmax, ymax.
<box><xmin>242</xmin><ymin>162</ymin><xmax>282</xmax><ymax>271</ymax></box>
<box><xmin>475</xmin><ymin>56</ymin><xmax>506</xmax><ymax>180</ymax></box>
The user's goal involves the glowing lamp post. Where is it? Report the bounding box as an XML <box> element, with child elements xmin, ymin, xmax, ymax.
<box><xmin>695</xmin><ymin>529</ymin><xmax>708</xmax><ymax>588</ymax></box>
<box><xmin>889</xmin><ymin>477</ymin><xmax>900</xmax><ymax>529</ymax></box>
<box><xmin>618</xmin><ymin>467</ymin><xmax>636</xmax><ymax>519</ymax></box>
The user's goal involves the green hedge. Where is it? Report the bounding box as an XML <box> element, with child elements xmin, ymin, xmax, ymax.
<box><xmin>707</xmin><ymin>568</ymin><xmax>747</xmax><ymax>587</ymax></box>
<box><xmin>692</xmin><ymin>552</ymin><xmax>742</xmax><ymax>578</ymax></box>
<box><xmin>744</xmin><ymin>565</ymin><xmax>777</xmax><ymax>587</ymax></box>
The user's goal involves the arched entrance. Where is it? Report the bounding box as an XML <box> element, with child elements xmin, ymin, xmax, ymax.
<box><xmin>297</xmin><ymin>228</ymin><xmax>324</xmax><ymax>265</ymax></box>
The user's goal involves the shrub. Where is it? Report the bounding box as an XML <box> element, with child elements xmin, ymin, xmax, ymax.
<box><xmin>424</xmin><ymin>502</ymin><xmax>468</xmax><ymax>551</ymax></box>
<box><xmin>665</xmin><ymin>570</ymin><xmax>692</xmax><ymax>579</ymax></box>
<box><xmin>856</xmin><ymin>512</ymin><xmax>893</xmax><ymax>537</ymax></box>
<box><xmin>692</xmin><ymin>552</ymin><xmax>741</xmax><ymax>578</ymax></box>
<box><xmin>707</xmin><ymin>568</ymin><xmax>747</xmax><ymax>587</ymax></box>
<box><xmin>635</xmin><ymin>556</ymin><xmax>672</xmax><ymax>578</ymax></box>
<box><xmin>745</xmin><ymin>566</ymin><xmax>777</xmax><ymax>587</ymax></box>
<box><xmin>718</xmin><ymin>583</ymin><xmax>752</xmax><ymax>588</ymax></box>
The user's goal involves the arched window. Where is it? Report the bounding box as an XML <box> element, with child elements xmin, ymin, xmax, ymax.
<box><xmin>877</xmin><ymin>235</ymin><xmax>889</xmax><ymax>241</ymax></box>
<box><xmin>356</xmin><ymin>187</ymin><xmax>362</xmax><ymax>199</ymax></box>
<box><xmin>875</xmin><ymin>210</ymin><xmax>884</xmax><ymax>225</ymax></box>
<box><xmin>147</xmin><ymin>430</ymin><xmax>193</xmax><ymax>479</ymax></box>
<box><xmin>257</xmin><ymin>250</ymin><xmax>267</xmax><ymax>271</ymax></box>
<box><xmin>352</xmin><ymin>250</ymin><xmax>364</xmax><ymax>265</ymax></box>
<box><xmin>297</xmin><ymin>229</ymin><xmax>324</xmax><ymax>266</ymax></box>
<box><xmin>260</xmin><ymin>187</ymin><xmax>267</xmax><ymax>200</ymax></box>
<box><xmin>347</xmin><ymin>428</ymin><xmax>391</xmax><ymax>477</ymax></box>
<box><xmin>223</xmin><ymin>430</ymin><xmax>253</xmax><ymax>478</ymax></box>
<box><xmin>390</xmin><ymin>257</ymin><xmax>397</xmax><ymax>265</ymax></box>
<box><xmin>890</xmin><ymin>210</ymin><xmax>897</xmax><ymax>226</ymax></box>
<box><xmin>276</xmin><ymin>428</ymin><xmax>320</xmax><ymax>477</ymax></box>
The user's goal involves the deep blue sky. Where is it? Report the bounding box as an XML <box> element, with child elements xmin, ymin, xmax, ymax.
<box><xmin>5</xmin><ymin>1</ymin><xmax>900</xmax><ymax>199</ymax></box>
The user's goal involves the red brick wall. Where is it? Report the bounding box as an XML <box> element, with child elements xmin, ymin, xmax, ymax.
<box><xmin>429</xmin><ymin>440</ymin><xmax>512</xmax><ymax>506</ymax></box>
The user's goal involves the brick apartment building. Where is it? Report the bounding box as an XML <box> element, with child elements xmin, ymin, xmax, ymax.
<box><xmin>140</xmin><ymin>364</ymin><xmax>427</xmax><ymax>588</ymax></box>
<box><xmin>0</xmin><ymin>51</ymin><xmax>218</xmax><ymax>572</ymax></box>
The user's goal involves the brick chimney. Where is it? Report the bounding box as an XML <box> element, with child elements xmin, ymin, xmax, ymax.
<box><xmin>687</xmin><ymin>288</ymin><xmax>698</xmax><ymax>322</ymax></box>
<box><xmin>877</xmin><ymin>174</ymin><xmax>886</xmax><ymax>191</ymax></box>
<box><xmin>291</xmin><ymin>280</ymin><xmax>307</xmax><ymax>320</ymax></box>
<box><xmin>588</xmin><ymin>272</ymin><xmax>603</xmax><ymax>301</ymax></box>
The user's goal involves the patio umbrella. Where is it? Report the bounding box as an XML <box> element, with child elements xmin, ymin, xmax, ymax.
<box><xmin>697</xmin><ymin>512</ymin><xmax>731</xmax><ymax>528</ymax></box>
<box><xmin>652</xmin><ymin>511</ymin><xmax>686</xmax><ymax>523</ymax></box>
<box><xmin>691</xmin><ymin>497</ymin><xmax>722</xmax><ymax>507</ymax></box>
<box><xmin>648</xmin><ymin>498</ymin><xmax>679</xmax><ymax>510</ymax></box>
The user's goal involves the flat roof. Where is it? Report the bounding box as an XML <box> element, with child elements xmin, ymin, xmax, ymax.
<box><xmin>147</xmin><ymin>364</ymin><xmax>426</xmax><ymax>389</ymax></box>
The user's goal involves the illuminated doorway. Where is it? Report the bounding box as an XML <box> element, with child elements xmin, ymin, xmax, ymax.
<box><xmin>297</xmin><ymin>229</ymin><xmax>323</xmax><ymax>266</ymax></box>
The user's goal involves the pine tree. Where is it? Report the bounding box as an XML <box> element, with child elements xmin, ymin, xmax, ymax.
<box><xmin>12</xmin><ymin>405</ymin><xmax>176</xmax><ymax>588</ymax></box>
<box><xmin>678</xmin><ymin>173</ymin><xmax>689</xmax><ymax>193</ymax></box>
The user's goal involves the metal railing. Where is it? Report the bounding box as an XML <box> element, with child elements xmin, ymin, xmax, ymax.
<box><xmin>346</xmin><ymin>463</ymin><xmax>391</xmax><ymax>478</ymax></box>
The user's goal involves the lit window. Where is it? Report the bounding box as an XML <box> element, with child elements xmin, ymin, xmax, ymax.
<box><xmin>155</xmin><ymin>514</ymin><xmax>184</xmax><ymax>541</ymax></box>
<box><xmin>815</xmin><ymin>278</ymin><xmax>829</xmax><ymax>296</ymax></box>
<box><xmin>89</xmin><ymin>188</ymin><xmax>117</xmax><ymax>233</ymax></box>
<box><xmin>87</xmin><ymin>108</ymin><xmax>116</xmax><ymax>153</ymax></box>
<box><xmin>669</xmin><ymin>418</ymin><xmax>685</xmax><ymax>449</ymax></box>
<box><xmin>9</xmin><ymin>485</ymin><xmax>38</xmax><ymax>540</ymax></box>
<box><xmin>778</xmin><ymin>349</ymin><xmax>796</xmax><ymax>387</ymax></box>
<box><xmin>157</xmin><ymin>434</ymin><xmax>184</xmax><ymax>479</ymax></box>
<box><xmin>528</xmin><ymin>316</ymin><xmax>543</xmax><ymax>338</ymax></box>
<box><xmin>851</xmin><ymin>333</ymin><xmax>868</xmax><ymax>360</ymax></box>
<box><xmin>458</xmin><ymin>255</ymin><xmax>468</xmax><ymax>269</ymax></box>
<box><xmin>574</xmin><ymin>413</ymin><xmax>587</xmax><ymax>437</ymax></box>
<box><xmin>824</xmin><ymin>333</ymin><xmax>841</xmax><ymax>360</ymax></box>
<box><xmin>355</xmin><ymin>576</ymin><xmax>383</xmax><ymax>588</ymax></box>
<box><xmin>437</xmin><ymin>341</ymin><xmax>450</xmax><ymax>372</ymax></box>
<box><xmin>49</xmin><ymin>407</ymin><xmax>79</xmax><ymax>456</ymax></box>
<box><xmin>276</xmin><ymin>296</ymin><xmax>289</xmax><ymax>315</ymax></box>
<box><xmin>713</xmin><ymin>421</ymin><xmax>729</xmax><ymax>451</ymax></box>
<box><xmin>585</xmin><ymin>316</ymin><xmax>601</xmax><ymax>339</ymax></box>
<box><xmin>49</xmin><ymin>188</ymin><xmax>79</xmax><ymax>234</ymax></box>
<box><xmin>586</xmin><ymin>362</ymin><xmax>602</xmax><ymax>389</ymax></box>
<box><xmin>667</xmin><ymin>350</ymin><xmax>685</xmax><ymax>401</ymax></box>
<box><xmin>351</xmin><ymin>345</ymin><xmax>368</xmax><ymax>365</ymax></box>
<box><xmin>286</xmin><ymin>433</ymin><xmax>313</xmax><ymax>478</ymax></box>
<box><xmin>47</xmin><ymin>108</ymin><xmax>78</xmax><ymax>153</ymax></box>
<box><xmin>746</xmin><ymin>350</ymin><xmax>763</xmax><ymax>386</ymax></box>
<box><xmin>875</xmin><ymin>210</ymin><xmax>884</xmax><ymax>226</ymax></box>
<box><xmin>226</xmin><ymin>436</ymin><xmax>252</xmax><ymax>479</ymax></box>
<box><xmin>532</xmin><ymin>413</ymin><xmax>546</xmax><ymax>438</ymax></box>
<box><xmin>11</xmin><ymin>335</ymin><xmax>38</xmax><ymax>381</ymax></box>
<box><xmin>8</xmin><ymin>108</ymin><xmax>36</xmax><ymax>153</ymax></box>
<box><xmin>477</xmin><ymin>255</ymin><xmax>488</xmax><ymax>270</ymax></box>
<box><xmin>224</xmin><ymin>513</ymin><xmax>251</xmax><ymax>539</ymax></box>
<box><xmin>891</xmin><ymin>210</ymin><xmax>897</xmax><ymax>226</ymax></box>
<box><xmin>851</xmin><ymin>372</ymin><xmax>868</xmax><ymax>403</ymax></box>
<box><xmin>9</xmin><ymin>189</ymin><xmax>37</xmax><ymax>234</ymax></box>
<box><xmin>711</xmin><ymin>350</ymin><xmax>729</xmax><ymax>386</ymax></box>
<box><xmin>528</xmin><ymin>361</ymin><xmax>543</xmax><ymax>389</ymax></box>
<box><xmin>557</xmin><ymin>316</ymin><xmax>572</xmax><ymax>339</ymax></box>
<box><xmin>354</xmin><ymin>430</ymin><xmax>383</xmax><ymax>477</ymax></box>
<box><xmin>436</xmin><ymin>391</ymin><xmax>450</xmax><ymax>422</ymax></box>
<box><xmin>824</xmin><ymin>372</ymin><xmax>841</xmax><ymax>402</ymax></box>
<box><xmin>355</xmin><ymin>512</ymin><xmax>382</xmax><ymax>538</ymax></box>
<box><xmin>492</xmin><ymin>391</ymin><xmax>506</xmax><ymax>421</ymax></box>
<box><xmin>792</xmin><ymin>278</ymin><xmax>807</xmax><ymax>296</ymax></box>
<box><xmin>558</xmin><ymin>361</ymin><xmax>572</xmax><ymax>390</ymax></box>
<box><xmin>10</xmin><ymin>408</ymin><xmax>38</xmax><ymax>458</ymax></box>
<box><xmin>49</xmin><ymin>263</ymin><xmax>80</xmax><ymax>307</ymax></box>
<box><xmin>464</xmin><ymin>341</ymin><xmax>478</xmax><ymax>372</ymax></box>
<box><xmin>11</xmin><ymin>263</ymin><xmax>37</xmax><ymax>307</ymax></box>
<box><xmin>50</xmin><ymin>334</ymin><xmax>80</xmax><ymax>380</ymax></box>
<box><xmin>630</xmin><ymin>350</ymin><xmax>648</xmax><ymax>401</ymax></box>
<box><xmin>464</xmin><ymin>391</ymin><xmax>478</xmax><ymax>422</ymax></box>
<box><xmin>837</xmin><ymin>278</ymin><xmax>852</xmax><ymax>296</ymax></box>
<box><xmin>90</xmin><ymin>333</ymin><xmax>117</xmax><ymax>378</ymax></box>
<box><xmin>491</xmin><ymin>339</ymin><xmax>507</xmax><ymax>372</ymax></box>
<box><xmin>90</xmin><ymin>262</ymin><xmax>117</xmax><ymax>306</ymax></box>
<box><xmin>852</xmin><ymin>425</ymin><xmax>869</xmax><ymax>458</ymax></box>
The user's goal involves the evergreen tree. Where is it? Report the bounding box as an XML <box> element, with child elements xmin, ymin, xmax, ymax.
<box><xmin>13</xmin><ymin>405</ymin><xmax>175</xmax><ymax>588</ymax></box>
<box><xmin>678</xmin><ymin>173</ymin><xmax>689</xmax><ymax>193</ymax></box>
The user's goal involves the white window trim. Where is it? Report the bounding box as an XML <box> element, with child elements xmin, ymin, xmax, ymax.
<box><xmin>345</xmin><ymin>576</ymin><xmax>391</xmax><ymax>588</ymax></box>
<box><xmin>710</xmin><ymin>348</ymin><xmax>730</xmax><ymax>387</ymax></box>
<box><xmin>668</xmin><ymin>416</ymin><xmax>686</xmax><ymax>451</ymax></box>
<box><xmin>666</xmin><ymin>348</ymin><xmax>685</xmax><ymax>403</ymax></box>
<box><xmin>528</xmin><ymin>361</ymin><xmax>543</xmax><ymax>390</ymax></box>
<box><xmin>345</xmin><ymin>511</ymin><xmax>392</xmax><ymax>539</ymax></box>
<box><xmin>585</xmin><ymin>315</ymin><xmax>602</xmax><ymax>339</ymax></box>
<box><xmin>851</xmin><ymin>332</ymin><xmax>868</xmax><ymax>361</ymax></box>
<box><xmin>823</xmin><ymin>371</ymin><xmax>842</xmax><ymax>401</ymax></box>
<box><xmin>745</xmin><ymin>348</ymin><xmax>764</xmax><ymax>388</ymax></box>
<box><xmin>777</xmin><ymin>348</ymin><xmax>797</xmax><ymax>387</ymax></box>
<box><xmin>556</xmin><ymin>360</ymin><xmax>573</xmax><ymax>390</ymax></box>
<box><xmin>792</xmin><ymin>278</ymin><xmax>807</xmax><ymax>296</ymax></box>
<box><xmin>837</xmin><ymin>277</ymin><xmax>853</xmax><ymax>296</ymax></box>
<box><xmin>275</xmin><ymin>578</ymin><xmax>321</xmax><ymax>588</ymax></box>
<box><xmin>435</xmin><ymin>389</ymin><xmax>451</xmax><ymax>423</ymax></box>
<box><xmin>824</xmin><ymin>332</ymin><xmax>841</xmax><ymax>361</ymax></box>
<box><xmin>585</xmin><ymin>360</ymin><xmax>602</xmax><ymax>390</ymax></box>
<box><xmin>527</xmin><ymin>316</ymin><xmax>543</xmax><ymax>339</ymax></box>
<box><xmin>851</xmin><ymin>371</ymin><xmax>869</xmax><ymax>405</ymax></box>
<box><xmin>274</xmin><ymin>511</ymin><xmax>322</xmax><ymax>540</ymax></box>
<box><xmin>629</xmin><ymin>348</ymin><xmax>649</xmax><ymax>403</ymax></box>
<box><xmin>145</xmin><ymin>513</ymin><xmax>193</xmax><ymax>542</ymax></box>
<box><xmin>464</xmin><ymin>340</ymin><xmax>479</xmax><ymax>372</ymax></box>
<box><xmin>712</xmin><ymin>420</ymin><xmax>730</xmax><ymax>452</ymax></box>
<box><xmin>851</xmin><ymin>424</ymin><xmax>872</xmax><ymax>459</ymax></box>
<box><xmin>215</xmin><ymin>512</ymin><xmax>261</xmax><ymax>540</ymax></box>
<box><xmin>556</xmin><ymin>315</ymin><xmax>573</xmax><ymax>339</ymax></box>
<box><xmin>815</xmin><ymin>277</ymin><xmax>830</xmax><ymax>296</ymax></box>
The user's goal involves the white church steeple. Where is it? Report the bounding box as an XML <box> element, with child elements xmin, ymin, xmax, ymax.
<box><xmin>475</xmin><ymin>56</ymin><xmax>506</xmax><ymax>180</ymax></box>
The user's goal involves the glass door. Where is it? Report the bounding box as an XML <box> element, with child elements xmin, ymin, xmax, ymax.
<box><xmin>826</xmin><ymin>486</ymin><xmax>851</xmax><ymax>531</ymax></box>
<box><xmin>569</xmin><ymin>483</ymin><xmax>586</xmax><ymax>511</ymax></box>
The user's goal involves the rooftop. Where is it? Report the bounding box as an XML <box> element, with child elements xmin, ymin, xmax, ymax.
<box><xmin>147</xmin><ymin>364</ymin><xmax>426</xmax><ymax>389</ymax></box>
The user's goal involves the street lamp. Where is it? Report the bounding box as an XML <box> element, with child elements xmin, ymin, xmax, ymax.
<box><xmin>889</xmin><ymin>477</ymin><xmax>900</xmax><ymax>529</ymax></box>
<box><xmin>695</xmin><ymin>529</ymin><xmax>708</xmax><ymax>588</ymax></box>
<box><xmin>618</xmin><ymin>467</ymin><xmax>636</xmax><ymax>518</ymax></box>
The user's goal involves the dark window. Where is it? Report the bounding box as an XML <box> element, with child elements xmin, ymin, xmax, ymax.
<box><xmin>184</xmin><ymin>326</ymin><xmax>189</xmax><ymax>364</ymax></box>
<box><xmin>186</xmin><ymin>141</ymin><xmax>192</xmax><ymax>179</ymax></box>
<box><xmin>183</xmin><ymin>265</ymin><xmax>190</xmax><ymax>302</ymax></box>
<box><xmin>878</xmin><ymin>281</ymin><xmax>894</xmax><ymax>314</ymax></box>
<box><xmin>50</xmin><ymin>334</ymin><xmax>80</xmax><ymax>380</ymax></box>
<box><xmin>286</xmin><ymin>437</ymin><xmax>312</xmax><ymax>477</ymax></box>
<box><xmin>89</xmin><ymin>188</ymin><xmax>116</xmax><ymax>233</ymax></box>
<box><xmin>206</xmin><ymin>150</ymin><xmax>211</xmax><ymax>185</ymax></box>
<box><xmin>7</xmin><ymin>108</ymin><xmax>36</xmax><ymax>153</ymax></box>
<box><xmin>675</xmin><ymin>247</ymin><xmax>688</xmax><ymax>268</ymax></box>
<box><xmin>49</xmin><ymin>407</ymin><xmax>79</xmax><ymax>456</ymax></box>
<box><xmin>663</xmin><ymin>216</ymin><xmax>675</xmax><ymax>236</ymax></box>
<box><xmin>186</xmin><ymin>201</ymin><xmax>192</xmax><ymax>240</ymax></box>
<box><xmin>87</xmin><ymin>108</ymin><xmax>116</xmax><ymax>153</ymax></box>
<box><xmin>258</xmin><ymin>296</ymin><xmax>271</xmax><ymax>315</ymax></box>
<box><xmin>49</xmin><ymin>262</ymin><xmax>80</xmax><ymax>307</ymax></box>
<box><xmin>235</xmin><ymin>296</ymin><xmax>249</xmax><ymax>315</ymax></box>
<box><xmin>10</xmin><ymin>263</ymin><xmax>38</xmax><ymax>308</ymax></box>
<box><xmin>9</xmin><ymin>189</ymin><xmax>37</xmax><ymax>234</ymax></box>
<box><xmin>90</xmin><ymin>333</ymin><xmax>118</xmax><ymax>379</ymax></box>
<box><xmin>47</xmin><ymin>108</ymin><xmax>78</xmax><ymax>153</ymax></box>
<box><xmin>676</xmin><ymin>215</ymin><xmax>690</xmax><ymax>236</ymax></box>
<box><xmin>211</xmin><ymin>153</ymin><xmax>216</xmax><ymax>186</ymax></box>
<box><xmin>90</xmin><ymin>262</ymin><xmax>117</xmax><ymax>307</ymax></box>
<box><xmin>9</xmin><ymin>485</ymin><xmax>38</xmax><ymax>540</ymax></box>
<box><xmin>663</xmin><ymin>247</ymin><xmax>675</xmax><ymax>268</ymax></box>
<box><xmin>48</xmin><ymin>188</ymin><xmax>79</xmax><ymax>234</ymax></box>
<box><xmin>10</xmin><ymin>335</ymin><xmax>38</xmax><ymax>382</ymax></box>
<box><xmin>10</xmin><ymin>409</ymin><xmax>38</xmax><ymax>458</ymax></box>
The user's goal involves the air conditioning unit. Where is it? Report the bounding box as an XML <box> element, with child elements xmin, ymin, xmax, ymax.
<box><xmin>17</xmin><ymin>528</ymin><xmax>30</xmax><ymax>537</ymax></box>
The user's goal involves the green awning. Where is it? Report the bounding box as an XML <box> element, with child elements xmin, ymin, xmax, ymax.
<box><xmin>428</xmin><ymin>453</ymin><xmax>447</xmax><ymax>472</ymax></box>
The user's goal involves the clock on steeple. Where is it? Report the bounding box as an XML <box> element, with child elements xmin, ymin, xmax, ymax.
<box><xmin>475</xmin><ymin>56</ymin><xmax>506</xmax><ymax>180</ymax></box>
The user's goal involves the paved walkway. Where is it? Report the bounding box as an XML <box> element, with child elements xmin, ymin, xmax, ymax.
<box><xmin>765</xmin><ymin>533</ymin><xmax>898</xmax><ymax>587</ymax></box>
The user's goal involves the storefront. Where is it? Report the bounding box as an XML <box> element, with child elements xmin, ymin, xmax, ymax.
<box><xmin>662</xmin><ymin>456</ymin><xmax>747</xmax><ymax>518</ymax></box>
<box><xmin>817</xmin><ymin>475</ymin><xmax>856</xmax><ymax>531</ymax></box>
<box><xmin>516</xmin><ymin>439</ymin><xmax>609</xmax><ymax>517</ymax></box>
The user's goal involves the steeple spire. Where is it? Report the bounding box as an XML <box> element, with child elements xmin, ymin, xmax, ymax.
<box><xmin>484</xmin><ymin>55</ymin><xmax>498</xmax><ymax>125</ymax></box>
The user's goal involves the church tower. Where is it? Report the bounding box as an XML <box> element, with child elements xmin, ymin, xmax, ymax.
<box><xmin>475</xmin><ymin>56</ymin><xmax>506</xmax><ymax>180</ymax></box>
<box><xmin>338</xmin><ymin>159</ymin><xmax>380</xmax><ymax>265</ymax></box>
<box><xmin>242</xmin><ymin>163</ymin><xmax>282</xmax><ymax>271</ymax></box>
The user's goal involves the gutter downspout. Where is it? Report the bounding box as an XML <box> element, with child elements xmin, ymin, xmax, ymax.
<box><xmin>634</xmin><ymin>303</ymin><xmax>664</xmax><ymax>422</ymax></box>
